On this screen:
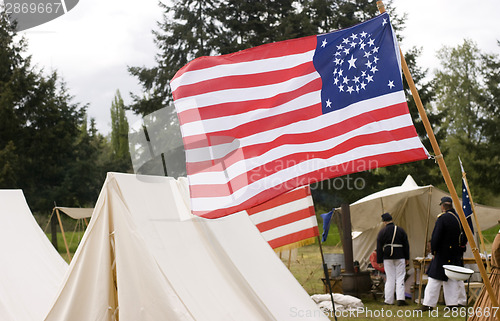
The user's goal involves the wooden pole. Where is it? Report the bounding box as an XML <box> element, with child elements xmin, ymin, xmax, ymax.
<box><xmin>317</xmin><ymin>234</ymin><xmax>337</xmax><ymax>321</ymax></box>
<box><xmin>377</xmin><ymin>2</ymin><xmax>499</xmax><ymax>318</ymax></box>
<box><xmin>50</xmin><ymin>208</ymin><xmax>58</xmax><ymax>250</ymax></box>
<box><xmin>109</xmin><ymin>231</ymin><xmax>119</xmax><ymax>321</ymax></box>
<box><xmin>55</xmin><ymin>208</ymin><xmax>72</xmax><ymax>261</ymax></box>
<box><xmin>461</xmin><ymin>164</ymin><xmax>491</xmax><ymax>273</ymax></box>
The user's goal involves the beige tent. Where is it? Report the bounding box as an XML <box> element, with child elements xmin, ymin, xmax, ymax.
<box><xmin>348</xmin><ymin>175</ymin><xmax>500</xmax><ymax>269</ymax></box>
<box><xmin>55</xmin><ymin>207</ymin><xmax>93</xmax><ymax>220</ymax></box>
<box><xmin>0</xmin><ymin>190</ymin><xmax>68</xmax><ymax>321</ymax></box>
<box><xmin>51</xmin><ymin>206</ymin><xmax>93</xmax><ymax>261</ymax></box>
<box><xmin>44</xmin><ymin>173</ymin><xmax>328</xmax><ymax>321</ymax></box>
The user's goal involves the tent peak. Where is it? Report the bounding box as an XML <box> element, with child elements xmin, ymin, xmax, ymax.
<box><xmin>401</xmin><ymin>175</ymin><xmax>419</xmax><ymax>187</ymax></box>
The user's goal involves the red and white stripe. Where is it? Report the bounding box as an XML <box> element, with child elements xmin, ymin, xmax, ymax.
<box><xmin>171</xmin><ymin>36</ymin><xmax>428</xmax><ymax>218</ymax></box>
<box><xmin>246</xmin><ymin>185</ymin><xmax>318</xmax><ymax>249</ymax></box>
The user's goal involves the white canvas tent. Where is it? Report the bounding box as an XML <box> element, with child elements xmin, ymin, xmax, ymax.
<box><xmin>348</xmin><ymin>175</ymin><xmax>500</xmax><ymax>269</ymax></box>
<box><xmin>44</xmin><ymin>173</ymin><xmax>328</xmax><ymax>321</ymax></box>
<box><xmin>0</xmin><ymin>190</ymin><xmax>68</xmax><ymax>321</ymax></box>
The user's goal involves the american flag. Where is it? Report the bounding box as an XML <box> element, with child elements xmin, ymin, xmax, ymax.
<box><xmin>246</xmin><ymin>185</ymin><xmax>318</xmax><ymax>250</ymax></box>
<box><xmin>171</xmin><ymin>12</ymin><xmax>429</xmax><ymax>218</ymax></box>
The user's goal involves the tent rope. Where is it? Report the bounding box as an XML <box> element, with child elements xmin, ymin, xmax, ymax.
<box><xmin>67</xmin><ymin>218</ymin><xmax>82</xmax><ymax>252</ymax></box>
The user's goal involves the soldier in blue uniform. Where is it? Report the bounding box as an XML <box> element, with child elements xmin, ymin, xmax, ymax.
<box><xmin>376</xmin><ymin>212</ymin><xmax>410</xmax><ymax>306</ymax></box>
<box><xmin>417</xmin><ymin>196</ymin><xmax>467</xmax><ymax>311</ymax></box>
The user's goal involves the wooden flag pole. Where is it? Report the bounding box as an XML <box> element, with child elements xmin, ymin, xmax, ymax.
<box><xmin>377</xmin><ymin>2</ymin><xmax>500</xmax><ymax>318</ymax></box>
<box><xmin>317</xmin><ymin>234</ymin><xmax>337</xmax><ymax>321</ymax></box>
<box><xmin>460</xmin><ymin>162</ymin><xmax>491</xmax><ymax>273</ymax></box>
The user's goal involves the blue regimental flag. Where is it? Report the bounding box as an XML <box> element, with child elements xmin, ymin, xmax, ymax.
<box><xmin>320</xmin><ymin>210</ymin><xmax>334</xmax><ymax>242</ymax></box>
<box><xmin>462</xmin><ymin>178</ymin><xmax>474</xmax><ymax>234</ymax></box>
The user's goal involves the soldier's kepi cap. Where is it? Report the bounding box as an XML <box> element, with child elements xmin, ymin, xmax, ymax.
<box><xmin>440</xmin><ymin>196</ymin><xmax>453</xmax><ymax>205</ymax></box>
<box><xmin>381</xmin><ymin>212</ymin><xmax>392</xmax><ymax>222</ymax></box>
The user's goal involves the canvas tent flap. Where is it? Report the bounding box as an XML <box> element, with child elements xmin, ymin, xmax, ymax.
<box><xmin>348</xmin><ymin>175</ymin><xmax>500</xmax><ymax>270</ymax></box>
<box><xmin>45</xmin><ymin>176</ymin><xmax>194</xmax><ymax>321</ymax></box>
<box><xmin>55</xmin><ymin>207</ymin><xmax>93</xmax><ymax>219</ymax></box>
<box><xmin>0</xmin><ymin>190</ymin><xmax>68</xmax><ymax>321</ymax></box>
<box><xmin>45</xmin><ymin>173</ymin><xmax>328</xmax><ymax>321</ymax></box>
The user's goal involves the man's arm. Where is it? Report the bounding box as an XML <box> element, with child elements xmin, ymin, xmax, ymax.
<box><xmin>430</xmin><ymin>216</ymin><xmax>444</xmax><ymax>254</ymax></box>
<box><xmin>403</xmin><ymin>230</ymin><xmax>410</xmax><ymax>260</ymax></box>
<box><xmin>376</xmin><ymin>228</ymin><xmax>385</xmax><ymax>264</ymax></box>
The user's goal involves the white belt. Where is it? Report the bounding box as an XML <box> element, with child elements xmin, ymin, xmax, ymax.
<box><xmin>383</xmin><ymin>244</ymin><xmax>403</xmax><ymax>248</ymax></box>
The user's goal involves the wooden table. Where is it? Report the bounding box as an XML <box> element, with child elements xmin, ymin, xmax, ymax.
<box><xmin>412</xmin><ymin>257</ymin><xmax>487</xmax><ymax>304</ymax></box>
<box><xmin>321</xmin><ymin>276</ymin><xmax>343</xmax><ymax>294</ymax></box>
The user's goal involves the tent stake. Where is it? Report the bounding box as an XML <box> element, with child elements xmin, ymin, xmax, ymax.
<box><xmin>377</xmin><ymin>2</ymin><xmax>499</xmax><ymax>318</ymax></box>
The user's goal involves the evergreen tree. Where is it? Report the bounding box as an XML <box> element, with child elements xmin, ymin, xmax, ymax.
<box><xmin>0</xmin><ymin>10</ymin><xmax>89</xmax><ymax>211</ymax></box>
<box><xmin>215</xmin><ymin>0</ymin><xmax>298</xmax><ymax>54</ymax></box>
<box><xmin>128</xmin><ymin>0</ymin><xmax>222</xmax><ymax>116</ymax></box>
<box><xmin>0</xmin><ymin>10</ymin><xmax>31</xmax><ymax>187</ymax></box>
<box><xmin>61</xmin><ymin>116</ymin><xmax>108</xmax><ymax>207</ymax></box>
<box><xmin>110</xmin><ymin>90</ymin><xmax>130</xmax><ymax>164</ymax></box>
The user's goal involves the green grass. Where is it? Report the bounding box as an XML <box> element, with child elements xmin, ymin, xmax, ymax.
<box><xmin>482</xmin><ymin>224</ymin><xmax>499</xmax><ymax>244</ymax></box>
<box><xmin>45</xmin><ymin>231</ymin><xmax>85</xmax><ymax>262</ymax></box>
<box><xmin>282</xmin><ymin>244</ymin><xmax>483</xmax><ymax>320</ymax></box>
<box><xmin>317</xmin><ymin>221</ymin><xmax>342</xmax><ymax>247</ymax></box>
<box><xmin>334</xmin><ymin>300</ymin><xmax>471</xmax><ymax>320</ymax></box>
<box><xmin>43</xmin><ymin>217</ymin><xmax>497</xmax><ymax>320</ymax></box>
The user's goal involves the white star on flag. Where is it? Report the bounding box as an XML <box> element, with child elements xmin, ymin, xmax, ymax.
<box><xmin>328</xmin><ymin>30</ymin><xmax>386</xmax><ymax>96</ymax></box>
<box><xmin>348</xmin><ymin>55</ymin><xmax>357</xmax><ymax>69</ymax></box>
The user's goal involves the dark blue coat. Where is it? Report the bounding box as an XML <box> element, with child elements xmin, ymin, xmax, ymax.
<box><xmin>376</xmin><ymin>222</ymin><xmax>410</xmax><ymax>263</ymax></box>
<box><xmin>426</xmin><ymin>209</ymin><xmax>466</xmax><ymax>281</ymax></box>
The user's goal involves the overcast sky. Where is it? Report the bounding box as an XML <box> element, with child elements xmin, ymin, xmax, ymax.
<box><xmin>14</xmin><ymin>0</ymin><xmax>500</xmax><ymax>134</ymax></box>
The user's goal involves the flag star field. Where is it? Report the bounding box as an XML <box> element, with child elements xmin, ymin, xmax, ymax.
<box><xmin>314</xmin><ymin>16</ymin><xmax>403</xmax><ymax>114</ymax></box>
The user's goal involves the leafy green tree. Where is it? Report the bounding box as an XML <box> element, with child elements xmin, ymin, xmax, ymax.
<box><xmin>435</xmin><ymin>40</ymin><xmax>486</xmax><ymax>143</ymax></box>
<box><xmin>463</xmin><ymin>43</ymin><xmax>500</xmax><ymax>201</ymax></box>
<box><xmin>432</xmin><ymin>39</ymin><xmax>500</xmax><ymax>203</ymax></box>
